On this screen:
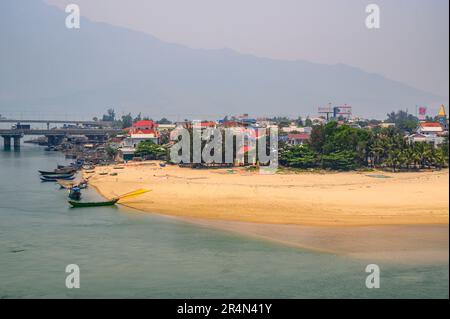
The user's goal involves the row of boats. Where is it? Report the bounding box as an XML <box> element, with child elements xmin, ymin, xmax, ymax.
<box><xmin>40</xmin><ymin>174</ymin><xmax>76</xmax><ymax>182</ymax></box>
<box><xmin>38</xmin><ymin>162</ymin><xmax>150</xmax><ymax>208</ymax></box>
<box><xmin>38</xmin><ymin>162</ymin><xmax>80</xmax><ymax>182</ymax></box>
<box><xmin>38</xmin><ymin>164</ymin><xmax>93</xmax><ymax>205</ymax></box>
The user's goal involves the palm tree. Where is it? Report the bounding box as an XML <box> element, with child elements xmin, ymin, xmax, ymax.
<box><xmin>433</xmin><ymin>148</ymin><xmax>445</xmax><ymax>170</ymax></box>
<box><xmin>414</xmin><ymin>142</ymin><xmax>436</xmax><ymax>169</ymax></box>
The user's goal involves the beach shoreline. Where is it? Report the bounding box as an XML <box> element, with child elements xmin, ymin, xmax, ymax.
<box><xmin>85</xmin><ymin>162</ymin><xmax>449</xmax><ymax>263</ymax></box>
<box><xmin>86</xmin><ymin>162</ymin><xmax>449</xmax><ymax>227</ymax></box>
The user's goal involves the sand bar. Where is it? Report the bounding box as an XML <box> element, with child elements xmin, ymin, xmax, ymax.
<box><xmin>87</xmin><ymin>163</ymin><xmax>449</xmax><ymax>226</ymax></box>
<box><xmin>87</xmin><ymin>163</ymin><xmax>449</xmax><ymax>263</ymax></box>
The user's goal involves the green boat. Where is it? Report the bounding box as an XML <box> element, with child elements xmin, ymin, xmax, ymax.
<box><xmin>68</xmin><ymin>198</ymin><xmax>119</xmax><ymax>208</ymax></box>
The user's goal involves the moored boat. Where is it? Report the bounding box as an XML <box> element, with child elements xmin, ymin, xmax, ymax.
<box><xmin>67</xmin><ymin>189</ymin><xmax>149</xmax><ymax>208</ymax></box>
<box><xmin>68</xmin><ymin>187</ymin><xmax>82</xmax><ymax>200</ymax></box>
<box><xmin>42</xmin><ymin>173</ymin><xmax>74</xmax><ymax>179</ymax></box>
<box><xmin>41</xmin><ymin>176</ymin><xmax>75</xmax><ymax>182</ymax></box>
<box><xmin>38</xmin><ymin>168</ymin><xmax>76</xmax><ymax>175</ymax></box>
<box><xmin>68</xmin><ymin>198</ymin><xmax>119</xmax><ymax>208</ymax></box>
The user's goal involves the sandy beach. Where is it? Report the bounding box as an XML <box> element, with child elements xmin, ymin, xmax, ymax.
<box><xmin>86</xmin><ymin>163</ymin><xmax>449</xmax><ymax>263</ymax></box>
<box><xmin>87</xmin><ymin>162</ymin><xmax>449</xmax><ymax>226</ymax></box>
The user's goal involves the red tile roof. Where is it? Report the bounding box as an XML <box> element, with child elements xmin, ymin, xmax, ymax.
<box><xmin>420</xmin><ymin>122</ymin><xmax>442</xmax><ymax>128</ymax></box>
<box><xmin>200</xmin><ymin>121</ymin><xmax>216</xmax><ymax>127</ymax></box>
<box><xmin>126</xmin><ymin>120</ymin><xmax>160</xmax><ymax>136</ymax></box>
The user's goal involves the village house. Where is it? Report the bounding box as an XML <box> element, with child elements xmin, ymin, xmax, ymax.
<box><xmin>287</xmin><ymin>133</ymin><xmax>311</xmax><ymax>145</ymax></box>
<box><xmin>123</xmin><ymin>120</ymin><xmax>160</xmax><ymax>146</ymax></box>
<box><xmin>118</xmin><ymin>120</ymin><xmax>160</xmax><ymax>161</ymax></box>
<box><xmin>417</xmin><ymin>122</ymin><xmax>444</xmax><ymax>136</ymax></box>
<box><xmin>407</xmin><ymin>122</ymin><xmax>447</xmax><ymax>147</ymax></box>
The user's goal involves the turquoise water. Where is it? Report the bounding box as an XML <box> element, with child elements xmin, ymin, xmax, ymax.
<box><xmin>0</xmin><ymin>144</ymin><xmax>448</xmax><ymax>298</ymax></box>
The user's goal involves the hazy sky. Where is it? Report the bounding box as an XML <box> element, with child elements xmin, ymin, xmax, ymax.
<box><xmin>47</xmin><ymin>0</ymin><xmax>449</xmax><ymax>98</ymax></box>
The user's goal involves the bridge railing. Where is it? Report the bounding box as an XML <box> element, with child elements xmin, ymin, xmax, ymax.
<box><xmin>0</xmin><ymin>128</ymin><xmax>122</xmax><ymax>136</ymax></box>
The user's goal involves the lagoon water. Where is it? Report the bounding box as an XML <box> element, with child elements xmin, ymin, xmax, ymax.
<box><xmin>0</xmin><ymin>144</ymin><xmax>448</xmax><ymax>298</ymax></box>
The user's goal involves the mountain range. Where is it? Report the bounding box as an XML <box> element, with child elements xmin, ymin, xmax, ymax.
<box><xmin>0</xmin><ymin>0</ymin><xmax>444</xmax><ymax>120</ymax></box>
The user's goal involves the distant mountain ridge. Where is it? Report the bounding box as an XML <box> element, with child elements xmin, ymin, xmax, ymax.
<box><xmin>0</xmin><ymin>0</ymin><xmax>444</xmax><ymax>120</ymax></box>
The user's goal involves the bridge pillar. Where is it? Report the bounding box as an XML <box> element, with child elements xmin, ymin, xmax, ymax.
<box><xmin>2</xmin><ymin>135</ymin><xmax>11</xmax><ymax>150</ymax></box>
<box><xmin>13</xmin><ymin>136</ymin><xmax>21</xmax><ymax>150</ymax></box>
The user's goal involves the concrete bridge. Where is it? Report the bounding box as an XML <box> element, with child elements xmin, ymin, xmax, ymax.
<box><xmin>0</xmin><ymin>128</ymin><xmax>122</xmax><ymax>149</ymax></box>
<box><xmin>0</xmin><ymin>119</ymin><xmax>114</xmax><ymax>129</ymax></box>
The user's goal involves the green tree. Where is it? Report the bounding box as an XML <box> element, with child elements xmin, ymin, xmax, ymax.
<box><xmin>121</xmin><ymin>113</ymin><xmax>133</xmax><ymax>129</ymax></box>
<box><xmin>279</xmin><ymin>145</ymin><xmax>317</xmax><ymax>168</ymax></box>
<box><xmin>133</xmin><ymin>113</ymin><xmax>142</xmax><ymax>123</ymax></box>
<box><xmin>386</xmin><ymin>110</ymin><xmax>418</xmax><ymax>133</ymax></box>
<box><xmin>157</xmin><ymin>117</ymin><xmax>172</xmax><ymax>124</ymax></box>
<box><xmin>321</xmin><ymin>151</ymin><xmax>356</xmax><ymax>171</ymax></box>
<box><xmin>440</xmin><ymin>136</ymin><xmax>449</xmax><ymax>164</ymax></box>
<box><xmin>305</xmin><ymin>117</ymin><xmax>313</xmax><ymax>127</ymax></box>
<box><xmin>106</xmin><ymin>145</ymin><xmax>118</xmax><ymax>159</ymax></box>
<box><xmin>135</xmin><ymin>141</ymin><xmax>167</xmax><ymax>160</ymax></box>
<box><xmin>102</xmin><ymin>108</ymin><xmax>116</xmax><ymax>122</ymax></box>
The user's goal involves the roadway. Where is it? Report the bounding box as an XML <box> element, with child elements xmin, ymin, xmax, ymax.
<box><xmin>0</xmin><ymin>128</ymin><xmax>122</xmax><ymax>136</ymax></box>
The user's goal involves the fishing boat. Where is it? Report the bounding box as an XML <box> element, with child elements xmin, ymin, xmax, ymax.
<box><xmin>41</xmin><ymin>176</ymin><xmax>75</xmax><ymax>182</ymax></box>
<box><xmin>68</xmin><ymin>189</ymin><xmax>150</xmax><ymax>208</ymax></box>
<box><xmin>38</xmin><ymin>168</ymin><xmax>76</xmax><ymax>175</ymax></box>
<box><xmin>68</xmin><ymin>187</ymin><xmax>81</xmax><ymax>200</ymax></box>
<box><xmin>42</xmin><ymin>173</ymin><xmax>74</xmax><ymax>179</ymax></box>
<box><xmin>68</xmin><ymin>198</ymin><xmax>119</xmax><ymax>208</ymax></box>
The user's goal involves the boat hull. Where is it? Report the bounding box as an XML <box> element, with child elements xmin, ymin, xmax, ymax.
<box><xmin>42</xmin><ymin>174</ymin><xmax>74</xmax><ymax>179</ymax></box>
<box><xmin>68</xmin><ymin>199</ymin><xmax>119</xmax><ymax>208</ymax></box>
<box><xmin>41</xmin><ymin>176</ymin><xmax>75</xmax><ymax>182</ymax></box>
<box><xmin>38</xmin><ymin>169</ymin><xmax>76</xmax><ymax>175</ymax></box>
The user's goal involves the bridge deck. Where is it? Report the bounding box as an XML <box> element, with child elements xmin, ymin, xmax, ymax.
<box><xmin>0</xmin><ymin>129</ymin><xmax>122</xmax><ymax>136</ymax></box>
<box><xmin>0</xmin><ymin>119</ymin><xmax>113</xmax><ymax>126</ymax></box>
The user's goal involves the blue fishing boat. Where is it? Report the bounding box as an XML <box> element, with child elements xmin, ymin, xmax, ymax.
<box><xmin>40</xmin><ymin>176</ymin><xmax>75</xmax><ymax>182</ymax></box>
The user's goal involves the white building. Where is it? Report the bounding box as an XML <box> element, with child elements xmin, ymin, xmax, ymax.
<box><xmin>122</xmin><ymin>133</ymin><xmax>159</xmax><ymax>148</ymax></box>
<box><xmin>407</xmin><ymin>122</ymin><xmax>446</xmax><ymax>147</ymax></box>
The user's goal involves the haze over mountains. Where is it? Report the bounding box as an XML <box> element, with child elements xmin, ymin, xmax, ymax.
<box><xmin>0</xmin><ymin>0</ymin><xmax>445</xmax><ymax>120</ymax></box>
